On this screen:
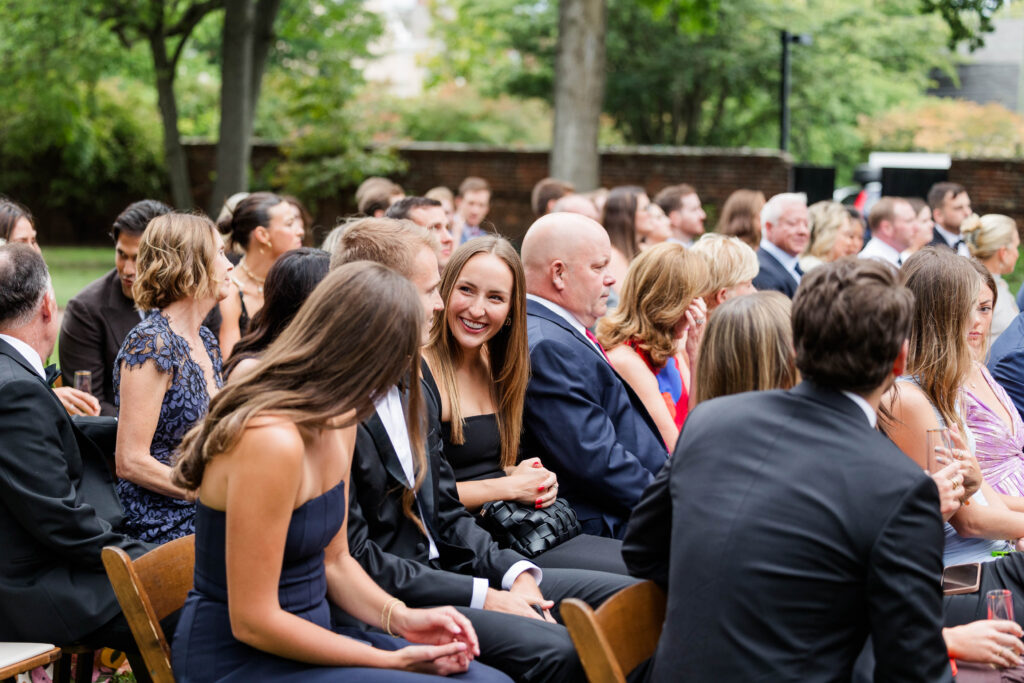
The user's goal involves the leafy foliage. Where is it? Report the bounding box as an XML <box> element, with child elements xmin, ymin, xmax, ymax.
<box><xmin>861</xmin><ymin>97</ymin><xmax>1024</xmax><ymax>157</ymax></box>
<box><xmin>921</xmin><ymin>0</ymin><xmax>1004</xmax><ymax>49</ymax></box>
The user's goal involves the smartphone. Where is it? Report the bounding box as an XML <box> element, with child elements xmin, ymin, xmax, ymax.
<box><xmin>942</xmin><ymin>562</ymin><xmax>982</xmax><ymax>595</ymax></box>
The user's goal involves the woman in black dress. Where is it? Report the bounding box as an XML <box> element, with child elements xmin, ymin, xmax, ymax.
<box><xmin>423</xmin><ymin>235</ymin><xmax>627</xmax><ymax>574</ymax></box>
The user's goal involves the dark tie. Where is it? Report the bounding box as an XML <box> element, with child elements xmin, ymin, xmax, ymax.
<box><xmin>585</xmin><ymin>329</ymin><xmax>611</xmax><ymax>363</ymax></box>
<box><xmin>793</xmin><ymin>262</ymin><xmax>804</xmax><ymax>277</ymax></box>
<box><xmin>44</xmin><ymin>364</ymin><xmax>60</xmax><ymax>386</ymax></box>
<box><xmin>954</xmin><ymin>239</ymin><xmax>966</xmax><ymax>253</ymax></box>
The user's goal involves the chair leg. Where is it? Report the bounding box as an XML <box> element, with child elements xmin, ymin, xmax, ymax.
<box><xmin>73</xmin><ymin>651</ymin><xmax>94</xmax><ymax>683</ymax></box>
<box><xmin>52</xmin><ymin>653</ymin><xmax>72</xmax><ymax>683</ymax></box>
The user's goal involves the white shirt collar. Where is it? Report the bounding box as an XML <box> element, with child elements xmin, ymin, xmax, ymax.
<box><xmin>0</xmin><ymin>334</ymin><xmax>45</xmax><ymax>380</ymax></box>
<box><xmin>526</xmin><ymin>294</ymin><xmax>603</xmax><ymax>354</ymax></box>
<box><xmin>759</xmin><ymin>239</ymin><xmax>801</xmax><ymax>281</ymax></box>
<box><xmin>862</xmin><ymin>237</ymin><xmax>903</xmax><ymax>267</ymax></box>
<box><xmin>934</xmin><ymin>224</ymin><xmax>960</xmax><ymax>247</ymax></box>
<box><xmin>840</xmin><ymin>390</ymin><xmax>877</xmax><ymax>428</ymax></box>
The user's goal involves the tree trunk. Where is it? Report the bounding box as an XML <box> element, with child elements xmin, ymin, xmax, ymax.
<box><xmin>210</xmin><ymin>0</ymin><xmax>256</xmax><ymax>215</ymax></box>
<box><xmin>550</xmin><ymin>0</ymin><xmax>606</xmax><ymax>192</ymax></box>
<box><xmin>249</xmin><ymin>0</ymin><xmax>281</xmax><ymax>122</ymax></box>
<box><xmin>150</xmin><ymin>33</ymin><xmax>193</xmax><ymax>209</ymax></box>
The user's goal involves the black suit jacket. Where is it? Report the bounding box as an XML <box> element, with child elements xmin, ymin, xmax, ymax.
<box><xmin>929</xmin><ymin>227</ymin><xmax>953</xmax><ymax>250</ymax></box>
<box><xmin>752</xmin><ymin>247</ymin><xmax>799</xmax><ymax>298</ymax></box>
<box><xmin>522</xmin><ymin>300</ymin><xmax>667</xmax><ymax>539</ymax></box>
<box><xmin>0</xmin><ymin>339</ymin><xmax>149</xmax><ymax>643</ymax></box>
<box><xmin>59</xmin><ymin>269</ymin><xmax>140</xmax><ymax>416</ymax></box>
<box><xmin>622</xmin><ymin>382</ymin><xmax>950</xmax><ymax>682</ymax></box>
<box><xmin>346</xmin><ymin>389</ymin><xmax>527</xmax><ymax>609</ymax></box>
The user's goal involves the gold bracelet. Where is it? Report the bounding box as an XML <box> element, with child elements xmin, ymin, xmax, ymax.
<box><xmin>380</xmin><ymin>597</ymin><xmax>398</xmax><ymax>633</ymax></box>
<box><xmin>384</xmin><ymin>598</ymin><xmax>405</xmax><ymax>636</ymax></box>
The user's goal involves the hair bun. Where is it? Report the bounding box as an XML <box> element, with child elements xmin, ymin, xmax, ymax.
<box><xmin>960</xmin><ymin>214</ymin><xmax>982</xmax><ymax>235</ymax></box>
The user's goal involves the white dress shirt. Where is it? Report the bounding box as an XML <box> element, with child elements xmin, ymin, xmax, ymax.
<box><xmin>858</xmin><ymin>237</ymin><xmax>903</xmax><ymax>268</ymax></box>
<box><xmin>934</xmin><ymin>225</ymin><xmax>972</xmax><ymax>257</ymax></box>
<box><xmin>375</xmin><ymin>386</ymin><xmax>541</xmax><ymax>608</ymax></box>
<box><xmin>0</xmin><ymin>334</ymin><xmax>45</xmax><ymax>379</ymax></box>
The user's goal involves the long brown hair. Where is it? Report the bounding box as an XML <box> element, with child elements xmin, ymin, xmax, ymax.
<box><xmin>174</xmin><ymin>262</ymin><xmax>428</xmax><ymax>520</ymax></box>
<box><xmin>694</xmin><ymin>291</ymin><xmax>796</xmax><ymax>404</ymax></box>
<box><xmin>602</xmin><ymin>186</ymin><xmax>645</xmax><ymax>261</ymax></box>
<box><xmin>597</xmin><ymin>242</ymin><xmax>709</xmax><ymax>368</ymax></box>
<box><xmin>426</xmin><ymin>236</ymin><xmax>529</xmax><ymax>469</ymax></box>
<box><xmin>898</xmin><ymin>246</ymin><xmax>979</xmax><ymax>433</ymax></box>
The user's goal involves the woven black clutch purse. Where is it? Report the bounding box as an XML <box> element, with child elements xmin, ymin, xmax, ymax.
<box><xmin>479</xmin><ymin>498</ymin><xmax>582</xmax><ymax>558</ymax></box>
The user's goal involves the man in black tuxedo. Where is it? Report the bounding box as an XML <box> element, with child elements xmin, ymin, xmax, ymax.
<box><xmin>330</xmin><ymin>218</ymin><xmax>635</xmax><ymax>682</ymax></box>
<box><xmin>0</xmin><ymin>246</ymin><xmax>151</xmax><ymax>661</ymax></box>
<box><xmin>58</xmin><ymin>200</ymin><xmax>171</xmax><ymax>415</ymax></box>
<box><xmin>751</xmin><ymin>192</ymin><xmax>810</xmax><ymax>298</ymax></box>
<box><xmin>926</xmin><ymin>181</ymin><xmax>972</xmax><ymax>257</ymax></box>
<box><xmin>623</xmin><ymin>258</ymin><xmax>951</xmax><ymax>682</ymax></box>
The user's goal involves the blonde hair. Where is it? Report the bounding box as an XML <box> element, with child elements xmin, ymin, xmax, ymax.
<box><xmin>962</xmin><ymin>214</ymin><xmax>1018</xmax><ymax>261</ymax></box>
<box><xmin>694</xmin><ymin>291</ymin><xmax>796</xmax><ymax>404</ymax></box>
<box><xmin>690</xmin><ymin>234</ymin><xmax>758</xmax><ymax>303</ymax></box>
<box><xmin>427</xmin><ymin>236</ymin><xmax>529</xmax><ymax>469</ymax></box>
<box><xmin>329</xmin><ymin>217</ymin><xmax>438</xmax><ymax>273</ymax></box>
<box><xmin>596</xmin><ymin>242</ymin><xmax>709</xmax><ymax>368</ymax></box>
<box><xmin>133</xmin><ymin>213</ymin><xmax>221</xmax><ymax>311</ymax></box>
<box><xmin>804</xmin><ymin>200</ymin><xmax>851</xmax><ymax>260</ymax></box>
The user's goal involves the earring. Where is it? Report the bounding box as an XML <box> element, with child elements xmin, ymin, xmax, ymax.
<box><xmin>504</xmin><ymin>318</ymin><xmax>512</xmax><ymax>327</ymax></box>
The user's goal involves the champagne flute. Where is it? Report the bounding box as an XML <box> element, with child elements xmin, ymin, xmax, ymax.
<box><xmin>925</xmin><ymin>428</ymin><xmax>953</xmax><ymax>474</ymax></box>
<box><xmin>988</xmin><ymin>589</ymin><xmax>1014</xmax><ymax>621</ymax></box>
<box><xmin>73</xmin><ymin>370</ymin><xmax>92</xmax><ymax>395</ymax></box>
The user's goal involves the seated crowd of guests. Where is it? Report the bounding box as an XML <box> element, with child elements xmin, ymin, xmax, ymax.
<box><xmin>5</xmin><ymin>174</ymin><xmax>1024</xmax><ymax>682</ymax></box>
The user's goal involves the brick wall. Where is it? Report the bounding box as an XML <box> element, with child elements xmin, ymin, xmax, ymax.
<box><xmin>948</xmin><ymin>159</ymin><xmax>1024</xmax><ymax>231</ymax></box>
<box><xmin>190</xmin><ymin>142</ymin><xmax>793</xmax><ymax>244</ymax></box>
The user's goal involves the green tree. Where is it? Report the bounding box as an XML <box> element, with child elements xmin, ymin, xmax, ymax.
<box><xmin>432</xmin><ymin>0</ymin><xmax>1005</xmax><ymax>179</ymax></box>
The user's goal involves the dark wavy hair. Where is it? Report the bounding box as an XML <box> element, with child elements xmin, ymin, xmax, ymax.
<box><xmin>224</xmin><ymin>247</ymin><xmax>330</xmax><ymax>378</ymax></box>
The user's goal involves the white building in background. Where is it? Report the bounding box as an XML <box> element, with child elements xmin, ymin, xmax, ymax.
<box><xmin>362</xmin><ymin>0</ymin><xmax>439</xmax><ymax>98</ymax></box>
<box><xmin>929</xmin><ymin>17</ymin><xmax>1024</xmax><ymax>114</ymax></box>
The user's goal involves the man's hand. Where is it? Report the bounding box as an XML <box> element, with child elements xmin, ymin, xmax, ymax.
<box><xmin>53</xmin><ymin>387</ymin><xmax>100</xmax><ymax>417</ymax></box>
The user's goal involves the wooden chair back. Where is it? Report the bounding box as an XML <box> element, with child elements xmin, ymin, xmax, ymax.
<box><xmin>561</xmin><ymin>580</ymin><xmax>666</xmax><ymax>683</ymax></box>
<box><xmin>101</xmin><ymin>535</ymin><xmax>195</xmax><ymax>683</ymax></box>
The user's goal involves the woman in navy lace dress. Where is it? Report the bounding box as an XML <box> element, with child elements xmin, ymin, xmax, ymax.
<box><xmin>113</xmin><ymin>213</ymin><xmax>234</xmax><ymax>544</ymax></box>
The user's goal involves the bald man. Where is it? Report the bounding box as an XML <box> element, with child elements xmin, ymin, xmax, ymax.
<box><xmin>521</xmin><ymin>213</ymin><xmax>667</xmax><ymax>538</ymax></box>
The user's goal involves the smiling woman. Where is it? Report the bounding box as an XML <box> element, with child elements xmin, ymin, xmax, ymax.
<box><xmin>423</xmin><ymin>235</ymin><xmax>628</xmax><ymax>573</ymax></box>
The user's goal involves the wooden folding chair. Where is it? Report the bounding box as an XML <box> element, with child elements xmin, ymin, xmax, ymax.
<box><xmin>101</xmin><ymin>535</ymin><xmax>195</xmax><ymax>683</ymax></box>
<box><xmin>561</xmin><ymin>580</ymin><xmax>666</xmax><ymax>683</ymax></box>
<box><xmin>0</xmin><ymin>643</ymin><xmax>60</xmax><ymax>683</ymax></box>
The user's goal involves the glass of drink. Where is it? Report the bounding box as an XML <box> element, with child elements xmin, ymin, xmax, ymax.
<box><xmin>925</xmin><ymin>428</ymin><xmax>952</xmax><ymax>473</ymax></box>
<box><xmin>73</xmin><ymin>370</ymin><xmax>92</xmax><ymax>394</ymax></box>
<box><xmin>988</xmin><ymin>589</ymin><xmax>1014</xmax><ymax>621</ymax></box>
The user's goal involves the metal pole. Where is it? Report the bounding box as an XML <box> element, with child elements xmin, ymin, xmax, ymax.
<box><xmin>780</xmin><ymin>30</ymin><xmax>791</xmax><ymax>152</ymax></box>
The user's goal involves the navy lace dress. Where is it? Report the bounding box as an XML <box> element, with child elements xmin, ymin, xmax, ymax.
<box><xmin>113</xmin><ymin>311</ymin><xmax>223</xmax><ymax>544</ymax></box>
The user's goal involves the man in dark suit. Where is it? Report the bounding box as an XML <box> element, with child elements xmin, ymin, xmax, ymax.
<box><xmin>330</xmin><ymin>218</ymin><xmax>635</xmax><ymax>683</ymax></box>
<box><xmin>520</xmin><ymin>213</ymin><xmax>667</xmax><ymax>539</ymax></box>
<box><xmin>622</xmin><ymin>258</ymin><xmax>951</xmax><ymax>682</ymax></box>
<box><xmin>752</xmin><ymin>192</ymin><xmax>810</xmax><ymax>298</ymax></box>
<box><xmin>59</xmin><ymin>199</ymin><xmax>172</xmax><ymax>415</ymax></box>
<box><xmin>926</xmin><ymin>181</ymin><xmax>972</xmax><ymax>257</ymax></box>
<box><xmin>0</xmin><ymin>245</ymin><xmax>151</xmax><ymax>661</ymax></box>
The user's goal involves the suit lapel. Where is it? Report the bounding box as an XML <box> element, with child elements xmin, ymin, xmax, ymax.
<box><xmin>365</xmin><ymin>411</ymin><xmax>413</xmax><ymax>488</ymax></box>
<box><xmin>527</xmin><ymin>300</ymin><xmax>667</xmax><ymax>450</ymax></box>
<box><xmin>103</xmin><ymin>275</ymin><xmax>142</xmax><ymax>345</ymax></box>
<box><xmin>527</xmin><ymin>299</ymin><xmax>607</xmax><ymax>365</ymax></box>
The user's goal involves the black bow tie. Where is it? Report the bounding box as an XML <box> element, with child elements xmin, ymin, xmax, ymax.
<box><xmin>44</xmin><ymin>364</ymin><xmax>60</xmax><ymax>386</ymax></box>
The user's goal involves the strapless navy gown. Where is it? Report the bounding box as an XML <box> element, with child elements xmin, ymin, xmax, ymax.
<box><xmin>172</xmin><ymin>480</ymin><xmax>510</xmax><ymax>682</ymax></box>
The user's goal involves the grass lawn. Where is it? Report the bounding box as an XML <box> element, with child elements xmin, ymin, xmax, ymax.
<box><xmin>43</xmin><ymin>246</ymin><xmax>112</xmax><ymax>308</ymax></box>
<box><xmin>42</xmin><ymin>246</ymin><xmax>111</xmax><ymax>368</ymax></box>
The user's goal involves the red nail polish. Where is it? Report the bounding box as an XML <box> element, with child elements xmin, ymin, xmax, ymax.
<box><xmin>535</xmin><ymin>503</ymin><xmax>542</xmax><ymax>509</ymax></box>
<box><xmin>532</xmin><ymin>462</ymin><xmax>542</xmax><ymax>468</ymax></box>
<box><xmin>537</xmin><ymin>486</ymin><xmax>545</xmax><ymax>492</ymax></box>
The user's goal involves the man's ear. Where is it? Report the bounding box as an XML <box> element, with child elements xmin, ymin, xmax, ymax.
<box><xmin>40</xmin><ymin>290</ymin><xmax>57</xmax><ymax>323</ymax></box>
<box><xmin>551</xmin><ymin>259</ymin><xmax>568</xmax><ymax>292</ymax></box>
<box><xmin>892</xmin><ymin>339</ymin><xmax>910</xmax><ymax>379</ymax></box>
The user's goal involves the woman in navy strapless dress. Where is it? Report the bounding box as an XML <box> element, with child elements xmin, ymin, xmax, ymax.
<box><xmin>170</xmin><ymin>262</ymin><xmax>510</xmax><ymax>683</ymax></box>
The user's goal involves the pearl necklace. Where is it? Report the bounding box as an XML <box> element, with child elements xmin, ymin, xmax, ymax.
<box><xmin>239</xmin><ymin>259</ymin><xmax>265</xmax><ymax>295</ymax></box>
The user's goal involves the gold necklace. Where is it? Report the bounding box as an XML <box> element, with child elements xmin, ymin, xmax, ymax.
<box><xmin>239</xmin><ymin>258</ymin><xmax>265</xmax><ymax>295</ymax></box>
